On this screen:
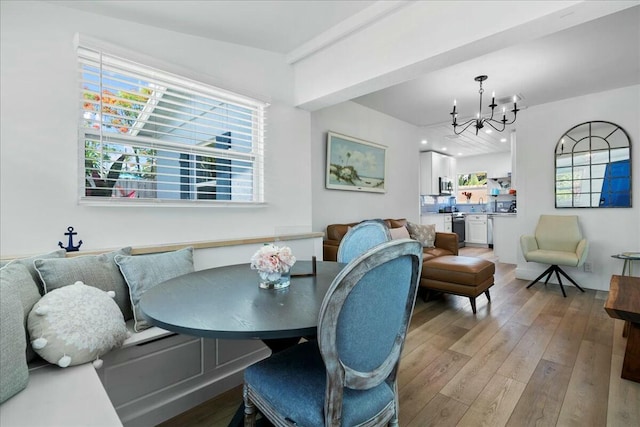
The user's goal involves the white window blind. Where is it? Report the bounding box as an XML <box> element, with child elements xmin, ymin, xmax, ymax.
<box><xmin>78</xmin><ymin>45</ymin><xmax>267</xmax><ymax>204</ymax></box>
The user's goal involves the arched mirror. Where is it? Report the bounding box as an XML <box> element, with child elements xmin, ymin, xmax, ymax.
<box><xmin>555</xmin><ymin>121</ymin><xmax>631</xmax><ymax>208</ymax></box>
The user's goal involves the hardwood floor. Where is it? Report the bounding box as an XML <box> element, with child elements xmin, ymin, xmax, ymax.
<box><xmin>159</xmin><ymin>248</ymin><xmax>640</xmax><ymax>427</ymax></box>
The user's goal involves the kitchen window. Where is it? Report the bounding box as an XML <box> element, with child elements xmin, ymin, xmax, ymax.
<box><xmin>78</xmin><ymin>41</ymin><xmax>267</xmax><ymax>205</ymax></box>
<box><xmin>457</xmin><ymin>172</ymin><xmax>488</xmax><ymax>205</ymax></box>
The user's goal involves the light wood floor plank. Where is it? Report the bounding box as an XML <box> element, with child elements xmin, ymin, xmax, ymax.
<box><xmin>511</xmin><ymin>290</ymin><xmax>554</xmax><ymax>327</ymax></box>
<box><xmin>456</xmin><ymin>374</ymin><xmax>527</xmax><ymax>427</ymax></box>
<box><xmin>556</xmin><ymin>340</ymin><xmax>612</xmax><ymax>427</ymax></box>
<box><xmin>398</xmin><ymin>350</ymin><xmax>471</xmax><ymax>425</ymax></box>
<box><xmin>542</xmin><ymin>307</ymin><xmax>590</xmax><ymax>367</ymax></box>
<box><xmin>496</xmin><ymin>313</ymin><xmax>562</xmax><ymax>383</ymax></box>
<box><xmin>607</xmin><ymin>354</ymin><xmax>640</xmax><ymax>427</ymax></box>
<box><xmin>540</xmin><ymin>288</ymin><xmax>576</xmax><ymax>317</ymax></box>
<box><xmin>506</xmin><ymin>359</ymin><xmax>573</xmax><ymax>427</ymax></box>
<box><xmin>449</xmin><ymin>302</ymin><xmax>522</xmax><ymax>357</ymax></box>
<box><xmin>612</xmin><ymin>319</ymin><xmax>627</xmax><ymax>358</ymax></box>
<box><xmin>399</xmin><ymin>332</ymin><xmax>460</xmax><ymax>387</ymax></box>
<box><xmin>405</xmin><ymin>393</ymin><xmax>468</xmax><ymax>427</ymax></box>
<box><xmin>607</xmin><ymin>318</ymin><xmax>640</xmax><ymax>427</ymax></box>
<box><xmin>440</xmin><ymin>321</ymin><xmax>529</xmax><ymax>405</ymax></box>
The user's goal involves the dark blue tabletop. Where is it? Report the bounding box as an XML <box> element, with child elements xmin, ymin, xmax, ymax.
<box><xmin>139</xmin><ymin>260</ymin><xmax>345</xmax><ymax>340</ymax></box>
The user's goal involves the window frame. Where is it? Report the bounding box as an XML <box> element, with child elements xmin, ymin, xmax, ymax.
<box><xmin>75</xmin><ymin>34</ymin><xmax>269</xmax><ymax>207</ymax></box>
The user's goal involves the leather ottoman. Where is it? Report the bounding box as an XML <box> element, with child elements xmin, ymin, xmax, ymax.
<box><xmin>421</xmin><ymin>255</ymin><xmax>495</xmax><ymax>314</ymax></box>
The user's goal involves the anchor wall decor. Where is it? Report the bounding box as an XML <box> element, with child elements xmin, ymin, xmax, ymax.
<box><xmin>58</xmin><ymin>226</ymin><xmax>83</xmax><ymax>252</ymax></box>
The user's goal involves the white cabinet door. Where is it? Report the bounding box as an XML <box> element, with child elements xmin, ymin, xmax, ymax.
<box><xmin>465</xmin><ymin>215</ymin><xmax>488</xmax><ymax>244</ymax></box>
<box><xmin>420</xmin><ymin>152</ymin><xmax>435</xmax><ymax>195</ymax></box>
<box><xmin>443</xmin><ymin>215</ymin><xmax>452</xmax><ymax>232</ymax></box>
<box><xmin>422</xmin><ymin>214</ymin><xmax>445</xmax><ymax>232</ymax></box>
<box><xmin>420</xmin><ymin>152</ymin><xmax>454</xmax><ymax>195</ymax></box>
<box><xmin>439</xmin><ymin>153</ymin><xmax>450</xmax><ymax>179</ymax></box>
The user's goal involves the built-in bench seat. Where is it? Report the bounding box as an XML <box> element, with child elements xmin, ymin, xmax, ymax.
<box><xmin>0</xmin><ymin>362</ymin><xmax>121</xmax><ymax>427</ymax></box>
<box><xmin>0</xmin><ymin>233</ymin><xmax>322</xmax><ymax>426</ymax></box>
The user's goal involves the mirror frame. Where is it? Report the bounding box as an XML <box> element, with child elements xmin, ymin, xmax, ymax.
<box><xmin>555</xmin><ymin>120</ymin><xmax>632</xmax><ymax>208</ymax></box>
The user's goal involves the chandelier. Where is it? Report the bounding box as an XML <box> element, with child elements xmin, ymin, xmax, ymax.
<box><xmin>450</xmin><ymin>75</ymin><xmax>519</xmax><ymax>135</ymax></box>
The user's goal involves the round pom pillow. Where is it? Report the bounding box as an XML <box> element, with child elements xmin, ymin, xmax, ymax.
<box><xmin>27</xmin><ymin>281</ymin><xmax>129</xmax><ymax>368</ymax></box>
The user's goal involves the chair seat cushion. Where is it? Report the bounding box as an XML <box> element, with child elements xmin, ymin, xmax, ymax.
<box><xmin>244</xmin><ymin>341</ymin><xmax>394</xmax><ymax>426</ymax></box>
<box><xmin>525</xmin><ymin>249</ymin><xmax>579</xmax><ymax>267</ymax></box>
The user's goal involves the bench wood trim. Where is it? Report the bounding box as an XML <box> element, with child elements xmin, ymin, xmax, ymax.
<box><xmin>1</xmin><ymin>232</ymin><xmax>324</xmax><ymax>261</ymax></box>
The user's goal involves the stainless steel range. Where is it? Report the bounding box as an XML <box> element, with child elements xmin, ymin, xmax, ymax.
<box><xmin>452</xmin><ymin>214</ymin><xmax>465</xmax><ymax>248</ymax></box>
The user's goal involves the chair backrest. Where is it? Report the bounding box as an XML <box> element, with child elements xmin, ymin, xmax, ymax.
<box><xmin>318</xmin><ymin>239</ymin><xmax>423</xmax><ymax>425</ymax></box>
<box><xmin>535</xmin><ymin>215</ymin><xmax>583</xmax><ymax>252</ymax></box>
<box><xmin>336</xmin><ymin>220</ymin><xmax>391</xmax><ymax>263</ymax></box>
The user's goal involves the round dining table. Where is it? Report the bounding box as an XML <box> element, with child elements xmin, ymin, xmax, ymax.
<box><xmin>139</xmin><ymin>260</ymin><xmax>345</xmax><ymax>427</ymax></box>
<box><xmin>139</xmin><ymin>260</ymin><xmax>345</xmax><ymax>348</ymax></box>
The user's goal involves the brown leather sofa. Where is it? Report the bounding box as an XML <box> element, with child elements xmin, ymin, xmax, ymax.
<box><xmin>323</xmin><ymin>218</ymin><xmax>494</xmax><ymax>314</ymax></box>
<box><xmin>323</xmin><ymin>218</ymin><xmax>458</xmax><ymax>262</ymax></box>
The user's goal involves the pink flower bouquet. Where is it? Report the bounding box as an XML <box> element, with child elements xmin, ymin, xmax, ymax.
<box><xmin>250</xmin><ymin>244</ymin><xmax>296</xmax><ymax>282</ymax></box>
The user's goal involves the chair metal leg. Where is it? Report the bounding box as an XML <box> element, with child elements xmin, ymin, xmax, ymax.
<box><xmin>556</xmin><ymin>267</ymin><xmax>585</xmax><ymax>292</ymax></box>
<box><xmin>528</xmin><ymin>265</ymin><xmax>585</xmax><ymax>297</ymax></box>
<box><xmin>543</xmin><ymin>268</ymin><xmax>554</xmax><ymax>285</ymax></box>
<box><xmin>554</xmin><ymin>268</ymin><xmax>567</xmax><ymax>297</ymax></box>
<box><xmin>527</xmin><ymin>265</ymin><xmax>555</xmax><ymax>289</ymax></box>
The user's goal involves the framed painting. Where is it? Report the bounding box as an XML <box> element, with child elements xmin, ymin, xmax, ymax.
<box><xmin>326</xmin><ymin>132</ymin><xmax>387</xmax><ymax>193</ymax></box>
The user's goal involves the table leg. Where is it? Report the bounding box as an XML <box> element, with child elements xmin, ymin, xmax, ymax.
<box><xmin>621</xmin><ymin>322</ymin><xmax>640</xmax><ymax>382</ymax></box>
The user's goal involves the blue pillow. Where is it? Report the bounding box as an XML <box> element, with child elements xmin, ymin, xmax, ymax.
<box><xmin>34</xmin><ymin>248</ymin><xmax>133</xmax><ymax>320</ymax></box>
<box><xmin>115</xmin><ymin>247</ymin><xmax>194</xmax><ymax>332</ymax></box>
<box><xmin>0</xmin><ymin>277</ymin><xmax>29</xmax><ymax>403</ymax></box>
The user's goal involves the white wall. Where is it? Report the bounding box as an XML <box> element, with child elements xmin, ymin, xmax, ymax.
<box><xmin>0</xmin><ymin>1</ymin><xmax>312</xmax><ymax>256</ymax></box>
<box><xmin>310</xmin><ymin>101</ymin><xmax>421</xmax><ymax>232</ymax></box>
<box><xmin>456</xmin><ymin>152</ymin><xmax>512</xmax><ymax>178</ymax></box>
<box><xmin>515</xmin><ymin>85</ymin><xmax>640</xmax><ymax>291</ymax></box>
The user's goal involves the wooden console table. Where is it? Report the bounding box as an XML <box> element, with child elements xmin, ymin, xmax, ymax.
<box><xmin>604</xmin><ymin>275</ymin><xmax>640</xmax><ymax>382</ymax></box>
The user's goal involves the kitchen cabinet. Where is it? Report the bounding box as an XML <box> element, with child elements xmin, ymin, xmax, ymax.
<box><xmin>421</xmin><ymin>214</ymin><xmax>452</xmax><ymax>233</ymax></box>
<box><xmin>491</xmin><ymin>214</ymin><xmax>518</xmax><ymax>264</ymax></box>
<box><xmin>465</xmin><ymin>214</ymin><xmax>488</xmax><ymax>245</ymax></box>
<box><xmin>420</xmin><ymin>152</ymin><xmax>454</xmax><ymax>195</ymax></box>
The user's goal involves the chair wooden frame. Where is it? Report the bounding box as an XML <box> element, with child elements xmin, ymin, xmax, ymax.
<box><xmin>243</xmin><ymin>239</ymin><xmax>423</xmax><ymax>427</ymax></box>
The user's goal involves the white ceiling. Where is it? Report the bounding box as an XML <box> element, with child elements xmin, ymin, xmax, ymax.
<box><xmin>54</xmin><ymin>1</ymin><xmax>640</xmax><ymax>157</ymax></box>
<box><xmin>51</xmin><ymin>0</ymin><xmax>376</xmax><ymax>53</ymax></box>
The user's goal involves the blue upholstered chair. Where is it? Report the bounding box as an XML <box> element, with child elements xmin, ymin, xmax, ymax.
<box><xmin>337</xmin><ymin>220</ymin><xmax>391</xmax><ymax>263</ymax></box>
<box><xmin>243</xmin><ymin>239</ymin><xmax>423</xmax><ymax>427</ymax></box>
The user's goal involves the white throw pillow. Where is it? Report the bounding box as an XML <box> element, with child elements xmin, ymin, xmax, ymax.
<box><xmin>27</xmin><ymin>282</ymin><xmax>128</xmax><ymax>368</ymax></box>
<box><xmin>389</xmin><ymin>226</ymin><xmax>410</xmax><ymax>240</ymax></box>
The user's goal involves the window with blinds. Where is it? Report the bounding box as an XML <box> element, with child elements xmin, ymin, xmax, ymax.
<box><xmin>78</xmin><ymin>46</ymin><xmax>267</xmax><ymax>204</ymax></box>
